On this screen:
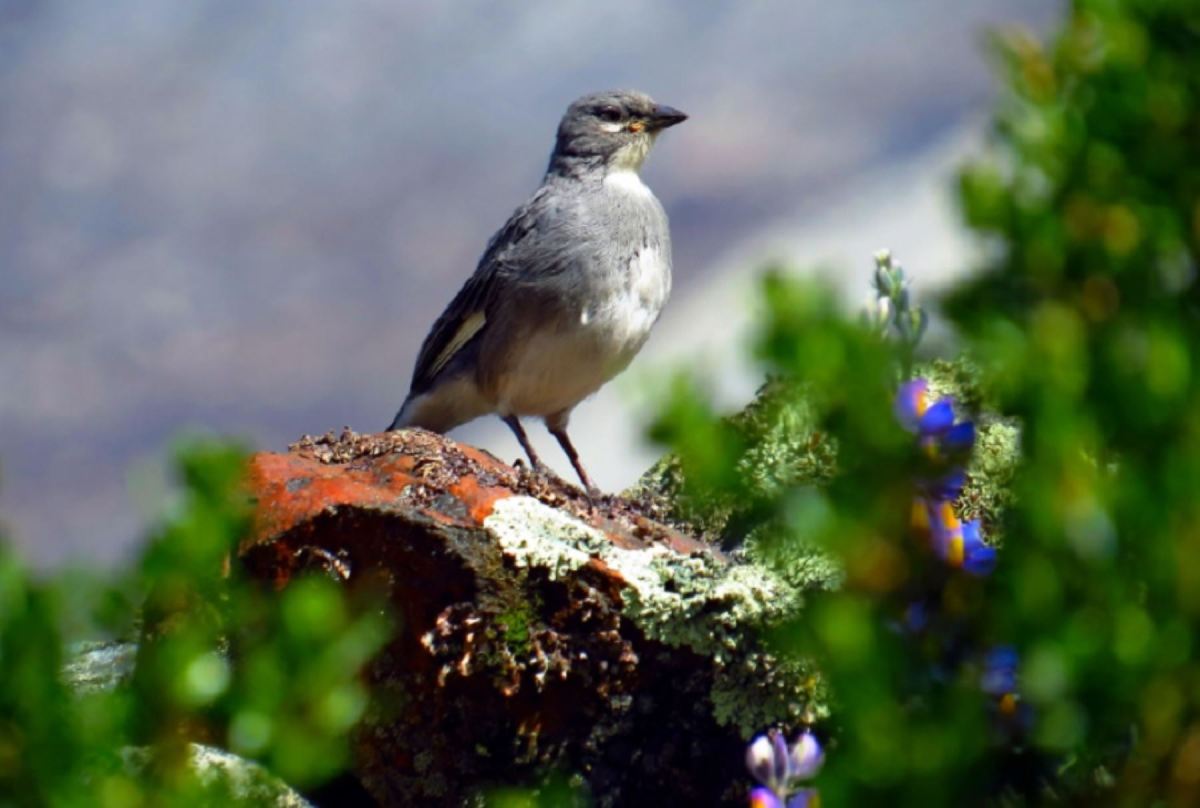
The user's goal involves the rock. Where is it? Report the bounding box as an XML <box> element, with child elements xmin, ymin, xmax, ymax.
<box><xmin>121</xmin><ymin>743</ymin><xmax>315</xmax><ymax>807</ymax></box>
<box><xmin>62</xmin><ymin>639</ymin><xmax>137</xmax><ymax>694</ymax></box>
<box><xmin>60</xmin><ymin>643</ymin><xmax>312</xmax><ymax>807</ymax></box>
<box><xmin>242</xmin><ymin>428</ymin><xmax>827</xmax><ymax>806</ymax></box>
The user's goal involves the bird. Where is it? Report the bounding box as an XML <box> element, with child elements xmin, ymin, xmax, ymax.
<box><xmin>387</xmin><ymin>89</ymin><xmax>687</xmax><ymax>498</ymax></box>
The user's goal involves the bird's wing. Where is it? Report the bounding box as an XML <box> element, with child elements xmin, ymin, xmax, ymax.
<box><xmin>408</xmin><ymin>186</ymin><xmax>561</xmax><ymax>394</ymax></box>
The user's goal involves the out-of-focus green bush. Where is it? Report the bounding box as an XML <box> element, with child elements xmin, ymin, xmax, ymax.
<box><xmin>653</xmin><ymin>0</ymin><xmax>1200</xmax><ymax>804</ymax></box>
<box><xmin>949</xmin><ymin>0</ymin><xmax>1200</xmax><ymax>800</ymax></box>
<box><xmin>0</xmin><ymin>441</ymin><xmax>390</xmax><ymax>806</ymax></box>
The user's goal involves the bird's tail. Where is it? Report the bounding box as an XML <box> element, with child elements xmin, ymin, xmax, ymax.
<box><xmin>387</xmin><ymin>377</ymin><xmax>489</xmax><ymax>434</ymax></box>
<box><xmin>386</xmin><ymin>397</ymin><xmax>415</xmax><ymax>431</ymax></box>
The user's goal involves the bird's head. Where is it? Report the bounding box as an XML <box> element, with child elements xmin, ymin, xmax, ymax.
<box><xmin>549</xmin><ymin>90</ymin><xmax>687</xmax><ymax>176</ymax></box>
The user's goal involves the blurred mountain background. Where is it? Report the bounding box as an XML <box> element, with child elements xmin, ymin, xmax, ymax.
<box><xmin>0</xmin><ymin>1</ymin><xmax>1057</xmax><ymax>566</ymax></box>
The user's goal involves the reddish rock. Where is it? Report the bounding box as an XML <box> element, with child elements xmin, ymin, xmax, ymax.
<box><xmin>247</xmin><ymin>428</ymin><xmax>711</xmax><ymax>560</ymax></box>
<box><xmin>240</xmin><ymin>428</ymin><xmax>800</xmax><ymax>806</ymax></box>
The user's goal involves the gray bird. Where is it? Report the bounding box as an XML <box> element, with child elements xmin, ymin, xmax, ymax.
<box><xmin>387</xmin><ymin>89</ymin><xmax>686</xmax><ymax>497</ymax></box>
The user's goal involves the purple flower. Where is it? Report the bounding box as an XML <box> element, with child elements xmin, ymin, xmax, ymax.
<box><xmin>749</xmin><ymin>787</ymin><xmax>822</xmax><ymax>808</ymax></box>
<box><xmin>745</xmin><ymin>730</ymin><xmax>790</xmax><ymax>795</ymax></box>
<box><xmin>903</xmin><ymin>601</ymin><xmax>929</xmax><ymax>632</ymax></box>
<box><xmin>981</xmin><ymin>646</ymin><xmax>1018</xmax><ymax>697</ymax></box>
<box><xmin>895</xmin><ymin>379</ymin><xmax>959</xmax><ymax>437</ymax></box>
<box><xmin>959</xmin><ymin>518</ymin><xmax>997</xmax><ymax>575</ymax></box>
<box><xmin>788</xmin><ymin>731</ymin><xmax>825</xmax><ymax>780</ymax></box>
<box><xmin>912</xmin><ymin>497</ymin><xmax>996</xmax><ymax>576</ymax></box>
<box><xmin>750</xmin><ymin>787</ymin><xmax>783</xmax><ymax>808</ymax></box>
<box><xmin>787</xmin><ymin>789</ymin><xmax>820</xmax><ymax>808</ymax></box>
<box><xmin>746</xmin><ymin>729</ymin><xmax>825</xmax><ymax>806</ymax></box>
<box><xmin>898</xmin><ymin>379</ymin><xmax>996</xmax><ymax>576</ymax></box>
<box><xmin>981</xmin><ymin>646</ymin><xmax>1032</xmax><ymax>732</ymax></box>
<box><xmin>894</xmin><ymin>378</ymin><xmax>934</xmax><ymax>433</ymax></box>
<box><xmin>895</xmin><ymin>378</ymin><xmax>975</xmax><ymax>499</ymax></box>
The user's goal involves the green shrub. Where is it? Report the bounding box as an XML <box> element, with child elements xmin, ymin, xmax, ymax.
<box><xmin>653</xmin><ymin>0</ymin><xmax>1200</xmax><ymax>804</ymax></box>
<box><xmin>0</xmin><ymin>441</ymin><xmax>390</xmax><ymax>806</ymax></box>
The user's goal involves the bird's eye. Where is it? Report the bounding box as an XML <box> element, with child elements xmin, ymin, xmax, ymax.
<box><xmin>596</xmin><ymin>105</ymin><xmax>624</xmax><ymax>123</ymax></box>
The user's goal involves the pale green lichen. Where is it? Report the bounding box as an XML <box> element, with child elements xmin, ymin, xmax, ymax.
<box><xmin>627</xmin><ymin>378</ymin><xmax>838</xmax><ymax>546</ymax></box>
<box><xmin>483</xmin><ymin>496</ymin><xmax>821</xmax><ymax>737</ymax></box>
<box><xmin>960</xmin><ymin>418</ymin><xmax>1021</xmax><ymax>542</ymax></box>
<box><xmin>733</xmin><ymin>380</ymin><xmax>837</xmax><ymax>506</ymax></box>
<box><xmin>619</xmin><ymin>551</ymin><xmax>799</xmax><ymax>655</ymax></box>
<box><xmin>483</xmin><ymin>498</ymin><xmax>600</xmax><ymax>579</ymax></box>
<box><xmin>921</xmin><ymin>356</ymin><xmax>1023</xmax><ymax>542</ymax></box>
<box><xmin>710</xmin><ymin>648</ymin><xmax>828</xmax><ymax>736</ymax></box>
<box><xmin>485</xmin><ymin>497</ymin><xmax>798</xmax><ymax>656</ymax></box>
<box><xmin>743</xmin><ymin>521</ymin><xmax>844</xmax><ymax>595</ymax></box>
<box><xmin>120</xmin><ymin>744</ymin><xmax>313</xmax><ymax>807</ymax></box>
<box><xmin>614</xmin><ymin>547</ymin><xmax>824</xmax><ymax>736</ymax></box>
<box><xmin>63</xmin><ymin>640</ymin><xmax>137</xmax><ymax>694</ymax></box>
<box><xmin>921</xmin><ymin>356</ymin><xmax>989</xmax><ymax>412</ymax></box>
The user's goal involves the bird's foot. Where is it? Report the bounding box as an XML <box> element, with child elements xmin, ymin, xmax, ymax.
<box><xmin>513</xmin><ymin>456</ymin><xmax>565</xmax><ymax>485</ymax></box>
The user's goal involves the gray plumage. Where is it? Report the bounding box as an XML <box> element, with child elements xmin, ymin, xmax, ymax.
<box><xmin>387</xmin><ymin>89</ymin><xmax>686</xmax><ymax>496</ymax></box>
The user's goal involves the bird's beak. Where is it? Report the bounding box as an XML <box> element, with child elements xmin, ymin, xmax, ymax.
<box><xmin>647</xmin><ymin>104</ymin><xmax>688</xmax><ymax>130</ymax></box>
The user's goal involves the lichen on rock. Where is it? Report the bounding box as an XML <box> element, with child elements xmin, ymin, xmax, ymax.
<box><xmin>484</xmin><ymin>496</ymin><xmax>608</xmax><ymax>580</ymax></box>
<box><xmin>243</xmin><ymin>428</ymin><xmax>830</xmax><ymax>804</ymax></box>
<box><xmin>62</xmin><ymin>639</ymin><xmax>137</xmax><ymax>694</ymax></box>
<box><xmin>484</xmin><ymin>494</ymin><xmax>824</xmax><ymax>738</ymax></box>
<box><xmin>120</xmin><ymin>744</ymin><xmax>314</xmax><ymax>807</ymax></box>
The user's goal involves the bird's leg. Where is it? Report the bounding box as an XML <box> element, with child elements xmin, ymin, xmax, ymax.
<box><xmin>548</xmin><ymin>426</ymin><xmax>603</xmax><ymax>501</ymax></box>
<box><xmin>502</xmin><ymin>415</ymin><xmax>552</xmax><ymax>475</ymax></box>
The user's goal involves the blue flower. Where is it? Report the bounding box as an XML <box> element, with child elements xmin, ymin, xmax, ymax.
<box><xmin>788</xmin><ymin>789</ymin><xmax>820</xmax><ymax>808</ymax></box>
<box><xmin>750</xmin><ymin>787</ymin><xmax>784</xmax><ymax>808</ymax></box>
<box><xmin>789</xmin><ymin>730</ymin><xmax>825</xmax><ymax>780</ymax></box>
<box><xmin>895</xmin><ymin>379</ymin><xmax>961</xmax><ymax>437</ymax></box>
<box><xmin>912</xmin><ymin>497</ymin><xmax>995</xmax><ymax>576</ymax></box>
<box><xmin>746</xmin><ymin>730</ymin><xmax>791</xmax><ymax>796</ymax></box>
<box><xmin>980</xmin><ymin>646</ymin><xmax>1032</xmax><ymax>732</ymax></box>
<box><xmin>981</xmin><ymin>646</ymin><xmax>1018</xmax><ymax>696</ymax></box>
<box><xmin>895</xmin><ymin>378</ymin><xmax>975</xmax><ymax>499</ymax></box>
<box><xmin>749</xmin><ymin>787</ymin><xmax>821</xmax><ymax>808</ymax></box>
<box><xmin>959</xmin><ymin>518</ymin><xmax>996</xmax><ymax>575</ymax></box>
<box><xmin>899</xmin><ymin>378</ymin><xmax>995</xmax><ymax>576</ymax></box>
<box><xmin>903</xmin><ymin>601</ymin><xmax>929</xmax><ymax>632</ymax></box>
<box><xmin>746</xmin><ymin>729</ymin><xmax>825</xmax><ymax>806</ymax></box>
<box><xmin>894</xmin><ymin>378</ymin><xmax>935</xmax><ymax>433</ymax></box>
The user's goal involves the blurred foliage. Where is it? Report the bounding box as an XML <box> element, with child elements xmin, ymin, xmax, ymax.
<box><xmin>0</xmin><ymin>440</ymin><xmax>390</xmax><ymax>806</ymax></box>
<box><xmin>483</xmin><ymin>772</ymin><xmax>591</xmax><ymax>808</ymax></box>
<box><xmin>650</xmin><ymin>0</ymin><xmax>1200</xmax><ymax>804</ymax></box>
<box><xmin>950</xmin><ymin>0</ymin><xmax>1200</xmax><ymax>801</ymax></box>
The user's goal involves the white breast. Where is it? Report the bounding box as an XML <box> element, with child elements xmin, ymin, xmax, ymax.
<box><xmin>584</xmin><ymin>244</ymin><xmax>670</xmax><ymax>357</ymax></box>
<box><xmin>603</xmin><ymin>169</ymin><xmax>654</xmax><ymax>199</ymax></box>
